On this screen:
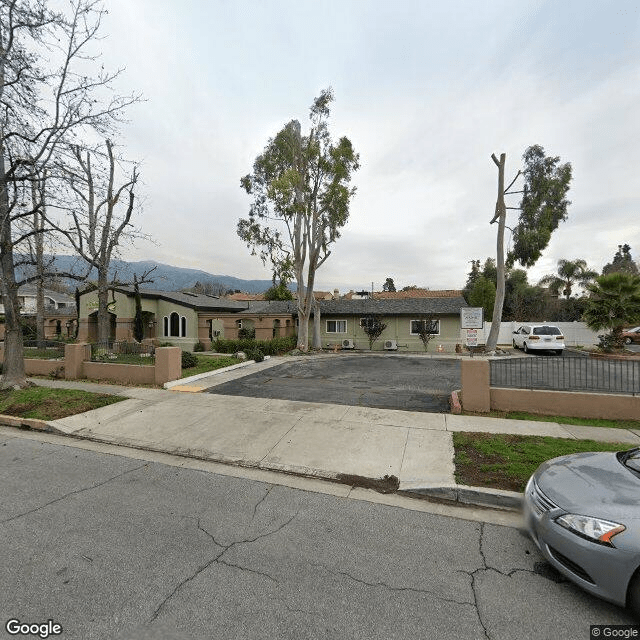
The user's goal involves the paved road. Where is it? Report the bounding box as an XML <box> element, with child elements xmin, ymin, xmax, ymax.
<box><xmin>206</xmin><ymin>355</ymin><xmax>461</xmax><ymax>413</ymax></box>
<box><xmin>0</xmin><ymin>433</ymin><xmax>634</xmax><ymax>640</ymax></box>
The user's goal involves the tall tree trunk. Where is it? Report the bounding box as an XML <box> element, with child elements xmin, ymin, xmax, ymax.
<box><xmin>0</xmin><ymin>156</ymin><xmax>28</xmax><ymax>389</ymax></box>
<box><xmin>312</xmin><ymin>298</ymin><xmax>321</xmax><ymax>349</ymax></box>
<box><xmin>295</xmin><ymin>264</ymin><xmax>308</xmax><ymax>351</ymax></box>
<box><xmin>486</xmin><ymin>153</ymin><xmax>507</xmax><ymax>353</ymax></box>
<box><xmin>97</xmin><ymin>267</ymin><xmax>110</xmax><ymax>343</ymax></box>
<box><xmin>33</xmin><ymin>178</ymin><xmax>45</xmax><ymax>346</ymax></box>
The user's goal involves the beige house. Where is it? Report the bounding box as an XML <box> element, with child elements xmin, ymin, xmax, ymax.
<box><xmin>77</xmin><ymin>287</ymin><xmax>466</xmax><ymax>352</ymax></box>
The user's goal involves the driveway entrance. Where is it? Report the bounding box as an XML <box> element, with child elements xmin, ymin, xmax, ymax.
<box><xmin>205</xmin><ymin>354</ymin><xmax>460</xmax><ymax>412</ymax></box>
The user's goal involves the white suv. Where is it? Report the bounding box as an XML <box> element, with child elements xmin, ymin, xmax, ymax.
<box><xmin>512</xmin><ymin>325</ymin><xmax>565</xmax><ymax>355</ymax></box>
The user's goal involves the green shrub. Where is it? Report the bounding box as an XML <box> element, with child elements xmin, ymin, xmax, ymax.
<box><xmin>213</xmin><ymin>335</ymin><xmax>296</xmax><ymax>355</ymax></box>
<box><xmin>181</xmin><ymin>351</ymin><xmax>199</xmax><ymax>368</ymax></box>
<box><xmin>238</xmin><ymin>327</ymin><xmax>256</xmax><ymax>340</ymax></box>
<box><xmin>246</xmin><ymin>348</ymin><xmax>264</xmax><ymax>363</ymax></box>
<box><xmin>193</xmin><ymin>341</ymin><xmax>205</xmax><ymax>352</ymax></box>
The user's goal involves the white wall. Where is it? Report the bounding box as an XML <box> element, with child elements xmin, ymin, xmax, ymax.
<box><xmin>461</xmin><ymin>321</ymin><xmax>599</xmax><ymax>347</ymax></box>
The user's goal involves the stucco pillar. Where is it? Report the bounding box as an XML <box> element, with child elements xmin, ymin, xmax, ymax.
<box><xmin>460</xmin><ymin>359</ymin><xmax>491</xmax><ymax>413</ymax></box>
<box><xmin>65</xmin><ymin>343</ymin><xmax>90</xmax><ymax>380</ymax></box>
<box><xmin>155</xmin><ymin>347</ymin><xmax>181</xmax><ymax>385</ymax></box>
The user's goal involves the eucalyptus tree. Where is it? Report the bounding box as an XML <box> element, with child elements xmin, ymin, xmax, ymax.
<box><xmin>0</xmin><ymin>0</ymin><xmax>139</xmax><ymax>388</ymax></box>
<box><xmin>238</xmin><ymin>89</ymin><xmax>359</xmax><ymax>350</ymax></box>
<box><xmin>486</xmin><ymin>146</ymin><xmax>572</xmax><ymax>353</ymax></box>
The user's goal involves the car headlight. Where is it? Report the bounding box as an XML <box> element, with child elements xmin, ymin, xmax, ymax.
<box><xmin>555</xmin><ymin>514</ymin><xmax>626</xmax><ymax>546</ymax></box>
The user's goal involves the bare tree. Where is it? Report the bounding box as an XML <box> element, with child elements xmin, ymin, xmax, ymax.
<box><xmin>0</xmin><ymin>0</ymin><xmax>140</xmax><ymax>388</ymax></box>
<box><xmin>60</xmin><ymin>140</ymin><xmax>144</xmax><ymax>343</ymax></box>
<box><xmin>361</xmin><ymin>315</ymin><xmax>387</xmax><ymax>350</ymax></box>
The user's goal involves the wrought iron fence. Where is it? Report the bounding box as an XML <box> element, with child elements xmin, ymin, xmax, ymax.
<box><xmin>90</xmin><ymin>341</ymin><xmax>155</xmax><ymax>364</ymax></box>
<box><xmin>490</xmin><ymin>356</ymin><xmax>640</xmax><ymax>396</ymax></box>
<box><xmin>22</xmin><ymin>340</ymin><xmax>66</xmax><ymax>360</ymax></box>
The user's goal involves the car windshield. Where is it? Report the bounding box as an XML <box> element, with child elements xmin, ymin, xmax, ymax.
<box><xmin>532</xmin><ymin>326</ymin><xmax>561</xmax><ymax>336</ymax></box>
<box><xmin>619</xmin><ymin>448</ymin><xmax>640</xmax><ymax>473</ymax></box>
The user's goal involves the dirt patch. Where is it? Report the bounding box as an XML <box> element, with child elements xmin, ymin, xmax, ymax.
<box><xmin>335</xmin><ymin>473</ymin><xmax>400</xmax><ymax>494</ymax></box>
<box><xmin>454</xmin><ymin>439</ymin><xmax>524</xmax><ymax>492</ymax></box>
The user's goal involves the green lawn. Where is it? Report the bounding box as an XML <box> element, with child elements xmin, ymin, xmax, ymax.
<box><xmin>0</xmin><ymin>387</ymin><xmax>124</xmax><ymax>420</ymax></box>
<box><xmin>23</xmin><ymin>348</ymin><xmax>65</xmax><ymax>360</ymax></box>
<box><xmin>462</xmin><ymin>409</ymin><xmax>640</xmax><ymax>431</ymax></box>
<box><xmin>453</xmin><ymin>432</ymin><xmax>628</xmax><ymax>492</ymax></box>
<box><xmin>181</xmin><ymin>355</ymin><xmax>242</xmax><ymax>378</ymax></box>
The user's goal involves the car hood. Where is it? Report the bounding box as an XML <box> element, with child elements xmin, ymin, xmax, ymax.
<box><xmin>535</xmin><ymin>451</ymin><xmax>640</xmax><ymax>521</ymax></box>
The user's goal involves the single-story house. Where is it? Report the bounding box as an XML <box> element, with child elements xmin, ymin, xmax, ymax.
<box><xmin>77</xmin><ymin>287</ymin><xmax>467</xmax><ymax>352</ymax></box>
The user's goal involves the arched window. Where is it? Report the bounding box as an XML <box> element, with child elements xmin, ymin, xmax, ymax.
<box><xmin>163</xmin><ymin>316</ymin><xmax>169</xmax><ymax>337</ymax></box>
<box><xmin>181</xmin><ymin>316</ymin><xmax>187</xmax><ymax>337</ymax></box>
<box><xmin>170</xmin><ymin>312</ymin><xmax>180</xmax><ymax>337</ymax></box>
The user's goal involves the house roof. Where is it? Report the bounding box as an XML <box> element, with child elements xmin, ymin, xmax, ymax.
<box><xmin>317</xmin><ymin>296</ymin><xmax>467</xmax><ymax>316</ymax></box>
<box><xmin>226</xmin><ymin>292</ymin><xmax>265</xmax><ymax>301</ymax></box>
<box><xmin>111</xmin><ymin>286</ymin><xmax>247</xmax><ymax>312</ymax></box>
<box><xmin>373</xmin><ymin>289</ymin><xmax>462</xmax><ymax>299</ymax></box>
<box><xmin>237</xmin><ymin>297</ymin><xmax>466</xmax><ymax>317</ymax></box>
<box><xmin>18</xmin><ymin>285</ymin><xmax>74</xmax><ymax>305</ymax></box>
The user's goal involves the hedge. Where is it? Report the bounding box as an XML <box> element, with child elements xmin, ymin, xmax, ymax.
<box><xmin>213</xmin><ymin>335</ymin><xmax>297</xmax><ymax>355</ymax></box>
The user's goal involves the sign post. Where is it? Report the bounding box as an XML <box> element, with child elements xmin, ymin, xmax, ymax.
<box><xmin>460</xmin><ymin>307</ymin><xmax>484</xmax><ymax>357</ymax></box>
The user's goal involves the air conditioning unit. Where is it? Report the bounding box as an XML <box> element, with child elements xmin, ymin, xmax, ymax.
<box><xmin>342</xmin><ymin>339</ymin><xmax>355</xmax><ymax>349</ymax></box>
<box><xmin>384</xmin><ymin>340</ymin><xmax>398</xmax><ymax>350</ymax></box>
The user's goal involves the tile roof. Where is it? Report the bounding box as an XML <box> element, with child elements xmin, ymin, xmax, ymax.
<box><xmin>373</xmin><ymin>289</ymin><xmax>462</xmax><ymax>299</ymax></box>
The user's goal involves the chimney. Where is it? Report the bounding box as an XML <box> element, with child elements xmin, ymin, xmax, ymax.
<box><xmin>333</xmin><ymin>289</ymin><xmax>339</xmax><ymax>299</ymax></box>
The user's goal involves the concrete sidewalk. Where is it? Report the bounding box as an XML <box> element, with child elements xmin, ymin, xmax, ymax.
<box><xmin>33</xmin><ymin>365</ymin><xmax>640</xmax><ymax>510</ymax></box>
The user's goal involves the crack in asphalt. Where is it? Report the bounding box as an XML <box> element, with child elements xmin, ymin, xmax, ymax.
<box><xmin>0</xmin><ymin>463</ymin><xmax>148</xmax><ymax>524</ymax></box>
<box><xmin>251</xmin><ymin>485</ymin><xmax>273</xmax><ymax>521</ymax></box>
<box><xmin>149</xmin><ymin>510</ymin><xmax>297</xmax><ymax>622</ymax></box>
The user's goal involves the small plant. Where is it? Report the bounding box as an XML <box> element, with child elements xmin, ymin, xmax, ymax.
<box><xmin>49</xmin><ymin>365</ymin><xmax>65</xmax><ymax>380</ymax></box>
<box><xmin>596</xmin><ymin>333</ymin><xmax>622</xmax><ymax>353</ymax></box>
<box><xmin>361</xmin><ymin>315</ymin><xmax>387</xmax><ymax>350</ymax></box>
<box><xmin>193</xmin><ymin>341</ymin><xmax>205</xmax><ymax>352</ymax></box>
<box><xmin>181</xmin><ymin>351</ymin><xmax>199</xmax><ymax>368</ymax></box>
<box><xmin>246</xmin><ymin>348</ymin><xmax>264</xmax><ymax>363</ymax></box>
<box><xmin>238</xmin><ymin>327</ymin><xmax>256</xmax><ymax>340</ymax></box>
<box><xmin>414</xmin><ymin>316</ymin><xmax>439</xmax><ymax>351</ymax></box>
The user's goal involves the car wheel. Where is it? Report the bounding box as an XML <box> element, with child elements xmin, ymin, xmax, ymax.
<box><xmin>626</xmin><ymin>337</ymin><xmax>633</xmax><ymax>345</ymax></box>
<box><xmin>627</xmin><ymin>569</ymin><xmax>640</xmax><ymax>620</ymax></box>
<box><xmin>523</xmin><ymin>342</ymin><xmax>529</xmax><ymax>354</ymax></box>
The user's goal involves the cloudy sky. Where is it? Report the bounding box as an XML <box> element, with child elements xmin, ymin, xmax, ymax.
<box><xmin>99</xmin><ymin>0</ymin><xmax>640</xmax><ymax>293</ymax></box>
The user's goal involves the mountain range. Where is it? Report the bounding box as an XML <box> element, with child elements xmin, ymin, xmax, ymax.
<box><xmin>28</xmin><ymin>256</ymin><xmax>277</xmax><ymax>294</ymax></box>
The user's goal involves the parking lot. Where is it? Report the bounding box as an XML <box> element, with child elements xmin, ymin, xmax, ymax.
<box><xmin>206</xmin><ymin>354</ymin><xmax>461</xmax><ymax>412</ymax></box>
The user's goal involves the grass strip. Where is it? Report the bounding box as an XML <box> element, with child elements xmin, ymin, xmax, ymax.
<box><xmin>0</xmin><ymin>387</ymin><xmax>124</xmax><ymax>421</ymax></box>
<box><xmin>181</xmin><ymin>355</ymin><xmax>242</xmax><ymax>378</ymax></box>
<box><xmin>461</xmin><ymin>409</ymin><xmax>640</xmax><ymax>431</ymax></box>
<box><xmin>453</xmin><ymin>432</ymin><xmax>629</xmax><ymax>493</ymax></box>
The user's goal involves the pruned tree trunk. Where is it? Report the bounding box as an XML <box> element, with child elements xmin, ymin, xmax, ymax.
<box><xmin>486</xmin><ymin>153</ymin><xmax>507</xmax><ymax>354</ymax></box>
<box><xmin>32</xmin><ymin>176</ymin><xmax>45</xmax><ymax>345</ymax></box>
<box><xmin>312</xmin><ymin>298</ymin><xmax>321</xmax><ymax>349</ymax></box>
<box><xmin>97</xmin><ymin>268</ymin><xmax>111</xmax><ymax>344</ymax></box>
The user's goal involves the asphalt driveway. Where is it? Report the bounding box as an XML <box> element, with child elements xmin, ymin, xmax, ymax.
<box><xmin>205</xmin><ymin>354</ymin><xmax>460</xmax><ymax>412</ymax></box>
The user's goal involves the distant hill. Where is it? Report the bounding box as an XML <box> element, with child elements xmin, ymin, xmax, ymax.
<box><xmin>24</xmin><ymin>256</ymin><xmax>276</xmax><ymax>294</ymax></box>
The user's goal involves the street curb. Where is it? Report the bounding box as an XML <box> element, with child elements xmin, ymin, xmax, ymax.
<box><xmin>0</xmin><ymin>414</ymin><xmax>52</xmax><ymax>432</ymax></box>
<box><xmin>164</xmin><ymin>358</ymin><xmax>262</xmax><ymax>389</ymax></box>
<box><xmin>400</xmin><ymin>484</ymin><xmax>523</xmax><ymax>511</ymax></box>
<box><xmin>2</xmin><ymin>416</ymin><xmax>525</xmax><ymax>512</ymax></box>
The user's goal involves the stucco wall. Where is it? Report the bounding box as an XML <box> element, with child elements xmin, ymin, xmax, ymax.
<box><xmin>82</xmin><ymin>361</ymin><xmax>156</xmax><ymax>385</ymax></box>
<box><xmin>316</xmin><ymin>315</ymin><xmax>461</xmax><ymax>351</ymax></box>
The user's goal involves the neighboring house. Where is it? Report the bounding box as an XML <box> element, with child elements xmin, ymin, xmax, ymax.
<box><xmin>0</xmin><ymin>285</ymin><xmax>77</xmax><ymax>340</ymax></box>
<box><xmin>77</xmin><ymin>287</ymin><xmax>467</xmax><ymax>352</ymax></box>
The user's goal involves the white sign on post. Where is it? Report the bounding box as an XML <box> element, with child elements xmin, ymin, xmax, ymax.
<box><xmin>466</xmin><ymin>329</ymin><xmax>478</xmax><ymax>347</ymax></box>
<box><xmin>460</xmin><ymin>307</ymin><xmax>484</xmax><ymax>329</ymax></box>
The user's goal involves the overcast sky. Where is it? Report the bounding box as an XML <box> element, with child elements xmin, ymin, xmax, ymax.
<box><xmin>99</xmin><ymin>0</ymin><xmax>640</xmax><ymax>293</ymax></box>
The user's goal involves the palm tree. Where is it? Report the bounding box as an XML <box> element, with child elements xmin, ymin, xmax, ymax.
<box><xmin>584</xmin><ymin>273</ymin><xmax>640</xmax><ymax>348</ymax></box>
<box><xmin>538</xmin><ymin>258</ymin><xmax>598</xmax><ymax>299</ymax></box>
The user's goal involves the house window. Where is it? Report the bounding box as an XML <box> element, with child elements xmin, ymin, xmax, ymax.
<box><xmin>326</xmin><ymin>320</ymin><xmax>347</xmax><ymax>333</ymax></box>
<box><xmin>181</xmin><ymin>316</ymin><xmax>187</xmax><ymax>337</ymax></box>
<box><xmin>163</xmin><ymin>316</ymin><xmax>169</xmax><ymax>337</ymax></box>
<box><xmin>236</xmin><ymin>319</ymin><xmax>243</xmax><ymax>330</ymax></box>
<box><xmin>170</xmin><ymin>312</ymin><xmax>180</xmax><ymax>337</ymax></box>
<box><xmin>360</xmin><ymin>317</ymin><xmax>375</xmax><ymax>329</ymax></box>
<box><xmin>410</xmin><ymin>319</ymin><xmax>440</xmax><ymax>335</ymax></box>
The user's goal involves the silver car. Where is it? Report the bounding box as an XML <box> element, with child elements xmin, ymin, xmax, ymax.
<box><xmin>524</xmin><ymin>448</ymin><xmax>640</xmax><ymax>618</ymax></box>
